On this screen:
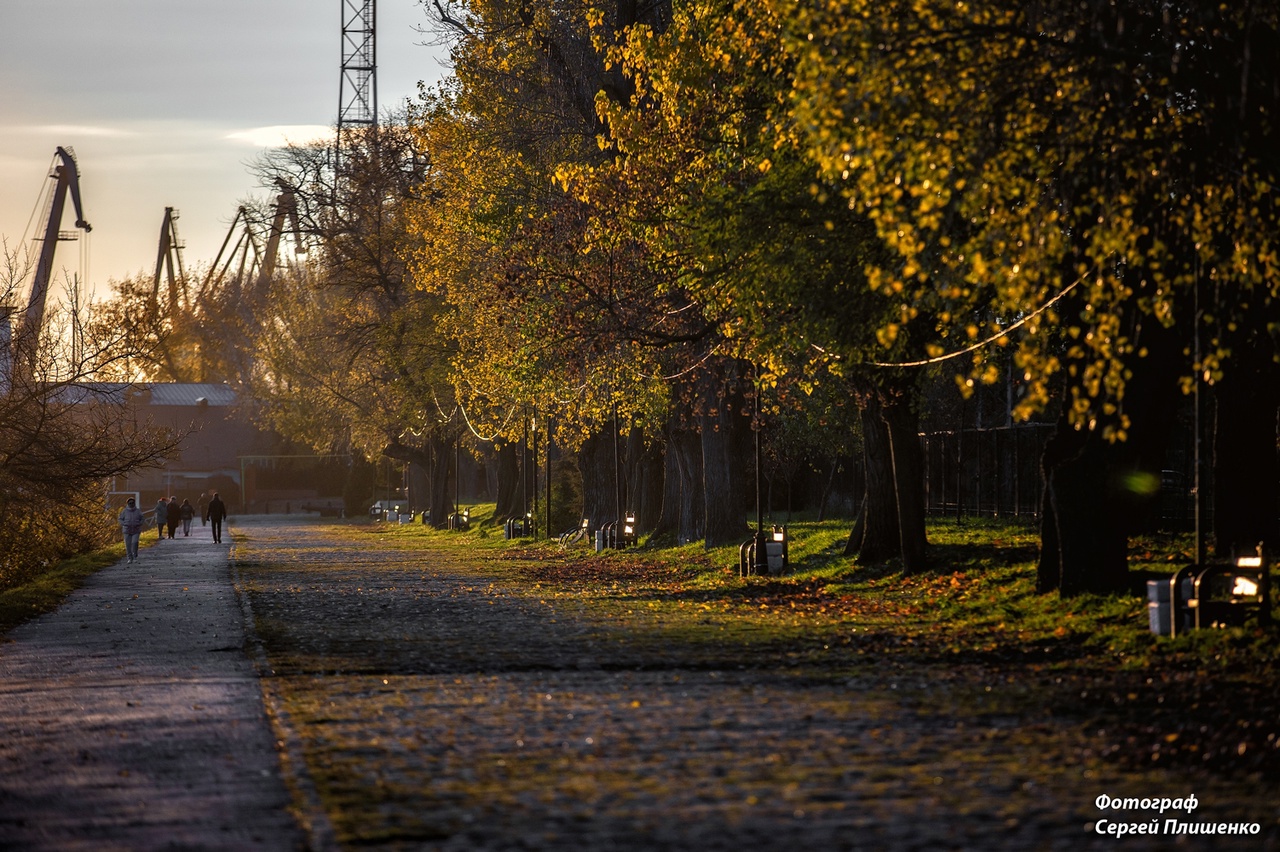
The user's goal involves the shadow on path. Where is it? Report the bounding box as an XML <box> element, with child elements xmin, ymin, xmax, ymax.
<box><xmin>0</xmin><ymin>520</ymin><xmax>305</xmax><ymax>851</ymax></box>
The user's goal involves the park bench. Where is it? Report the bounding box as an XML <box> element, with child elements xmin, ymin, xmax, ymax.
<box><xmin>1164</xmin><ymin>545</ymin><xmax>1271</xmax><ymax>636</ymax></box>
<box><xmin>448</xmin><ymin>507</ymin><xmax>471</xmax><ymax>531</ymax></box>
<box><xmin>560</xmin><ymin>517</ymin><xmax>590</xmax><ymax>546</ymax></box>
<box><xmin>739</xmin><ymin>525</ymin><xmax>789</xmax><ymax>577</ymax></box>
<box><xmin>504</xmin><ymin>513</ymin><xmax>533</xmax><ymax>539</ymax></box>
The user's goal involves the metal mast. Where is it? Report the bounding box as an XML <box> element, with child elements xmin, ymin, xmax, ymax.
<box><xmin>338</xmin><ymin>0</ymin><xmax>377</xmax><ymax>139</ymax></box>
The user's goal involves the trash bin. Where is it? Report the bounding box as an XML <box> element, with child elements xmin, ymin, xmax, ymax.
<box><xmin>1147</xmin><ymin>579</ymin><xmax>1171</xmax><ymax>636</ymax></box>
<box><xmin>766</xmin><ymin>540</ymin><xmax>785</xmax><ymax>574</ymax></box>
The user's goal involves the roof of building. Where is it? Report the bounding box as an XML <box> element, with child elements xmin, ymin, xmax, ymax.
<box><xmin>64</xmin><ymin>382</ymin><xmax>238</xmax><ymax>407</ymax></box>
<box><xmin>144</xmin><ymin>383</ymin><xmax>238</xmax><ymax>407</ymax></box>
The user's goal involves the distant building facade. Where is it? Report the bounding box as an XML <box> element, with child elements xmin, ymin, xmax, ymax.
<box><xmin>103</xmin><ymin>383</ymin><xmax>269</xmax><ymax>512</ymax></box>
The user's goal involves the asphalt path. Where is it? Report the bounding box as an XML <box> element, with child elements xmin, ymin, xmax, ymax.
<box><xmin>0</xmin><ymin>518</ymin><xmax>305</xmax><ymax>851</ymax></box>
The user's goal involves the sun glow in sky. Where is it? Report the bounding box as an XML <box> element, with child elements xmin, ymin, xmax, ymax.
<box><xmin>0</xmin><ymin>0</ymin><xmax>447</xmax><ymax>298</ymax></box>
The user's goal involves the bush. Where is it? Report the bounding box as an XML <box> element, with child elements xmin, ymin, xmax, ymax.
<box><xmin>0</xmin><ymin>484</ymin><xmax>118</xmax><ymax>592</ymax></box>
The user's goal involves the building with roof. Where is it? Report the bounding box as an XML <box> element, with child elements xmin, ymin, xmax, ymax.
<box><xmin>106</xmin><ymin>382</ymin><xmax>271</xmax><ymax>512</ymax></box>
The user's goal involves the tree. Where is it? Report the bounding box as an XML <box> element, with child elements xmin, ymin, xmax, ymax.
<box><xmin>411</xmin><ymin>0</ymin><xmax>765</xmax><ymax>545</ymax></box>
<box><xmin>1</xmin><ymin>250</ymin><xmax>180</xmax><ymax>586</ymax></box>
<box><xmin>243</xmin><ymin>120</ymin><xmax>461</xmax><ymax>522</ymax></box>
<box><xmin>762</xmin><ymin>0</ymin><xmax>1279</xmax><ymax>591</ymax></box>
<box><xmin>586</xmin><ymin>1</ymin><xmax>934</xmax><ymax>567</ymax></box>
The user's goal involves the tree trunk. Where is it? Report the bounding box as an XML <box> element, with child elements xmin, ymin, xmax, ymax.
<box><xmin>1038</xmin><ymin>322</ymin><xmax>1181</xmax><ymax>595</ymax></box>
<box><xmin>671</xmin><ymin>426</ymin><xmax>704</xmax><ymax>544</ymax></box>
<box><xmin>847</xmin><ymin>393</ymin><xmax>900</xmax><ymax>561</ymax></box>
<box><xmin>652</xmin><ymin>419</ymin><xmax>682</xmax><ymax>540</ymax></box>
<box><xmin>700</xmin><ymin>363</ymin><xmax>750</xmax><ymax>548</ymax></box>
<box><xmin>384</xmin><ymin>432</ymin><xmax>453</xmax><ymax>527</ymax></box>
<box><xmin>701</xmin><ymin>410</ymin><xmax>744</xmax><ymax>547</ymax></box>
<box><xmin>628</xmin><ymin>425</ymin><xmax>664</xmax><ymax>536</ymax></box>
<box><xmin>1037</xmin><ymin>422</ymin><xmax>1130</xmax><ymax>595</ymax></box>
<box><xmin>1212</xmin><ymin>359</ymin><xmax>1280</xmax><ymax>557</ymax></box>
<box><xmin>883</xmin><ymin>391</ymin><xmax>929</xmax><ymax>573</ymax></box>
<box><xmin>492</xmin><ymin>440</ymin><xmax>521</xmax><ymax>520</ymax></box>
<box><xmin>816</xmin><ymin>458</ymin><xmax>838</xmax><ymax>522</ymax></box>
<box><xmin>426</xmin><ymin>433</ymin><xmax>454</xmax><ymax>527</ymax></box>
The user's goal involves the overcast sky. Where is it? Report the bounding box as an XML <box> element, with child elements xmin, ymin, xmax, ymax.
<box><xmin>0</xmin><ymin>0</ymin><xmax>449</xmax><ymax>301</ymax></box>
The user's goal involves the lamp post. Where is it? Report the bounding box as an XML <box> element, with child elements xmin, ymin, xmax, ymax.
<box><xmin>752</xmin><ymin>376</ymin><xmax>769</xmax><ymax>575</ymax></box>
<box><xmin>613</xmin><ymin>398</ymin><xmax>621</xmax><ymax>540</ymax></box>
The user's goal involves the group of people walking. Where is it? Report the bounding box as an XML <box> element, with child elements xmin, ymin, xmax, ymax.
<box><xmin>116</xmin><ymin>491</ymin><xmax>227</xmax><ymax>563</ymax></box>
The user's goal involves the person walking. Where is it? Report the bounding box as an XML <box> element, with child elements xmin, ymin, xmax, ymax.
<box><xmin>198</xmin><ymin>492</ymin><xmax>209</xmax><ymax>526</ymax></box>
<box><xmin>180</xmin><ymin>499</ymin><xmax>195</xmax><ymax>536</ymax></box>
<box><xmin>207</xmin><ymin>491</ymin><xmax>227</xmax><ymax>545</ymax></box>
<box><xmin>166</xmin><ymin>496</ymin><xmax>180</xmax><ymax>539</ymax></box>
<box><xmin>154</xmin><ymin>498</ymin><xmax>168</xmax><ymax>542</ymax></box>
<box><xmin>118</xmin><ymin>498</ymin><xmax>144</xmax><ymax>563</ymax></box>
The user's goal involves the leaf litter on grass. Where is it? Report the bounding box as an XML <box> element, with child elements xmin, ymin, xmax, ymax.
<box><xmin>233</xmin><ymin>518</ymin><xmax>1280</xmax><ymax>849</ymax></box>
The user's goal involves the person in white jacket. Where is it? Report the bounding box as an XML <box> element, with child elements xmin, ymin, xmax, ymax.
<box><xmin>118</xmin><ymin>498</ymin><xmax>145</xmax><ymax>563</ymax></box>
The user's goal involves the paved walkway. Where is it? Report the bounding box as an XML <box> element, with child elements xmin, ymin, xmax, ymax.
<box><xmin>0</xmin><ymin>520</ymin><xmax>305</xmax><ymax>851</ymax></box>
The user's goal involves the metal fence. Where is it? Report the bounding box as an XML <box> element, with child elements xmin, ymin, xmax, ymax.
<box><xmin>919</xmin><ymin>424</ymin><xmax>1056</xmax><ymax>520</ymax></box>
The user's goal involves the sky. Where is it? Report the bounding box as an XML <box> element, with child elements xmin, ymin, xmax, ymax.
<box><xmin>0</xmin><ymin>0</ymin><xmax>450</xmax><ymax>301</ymax></box>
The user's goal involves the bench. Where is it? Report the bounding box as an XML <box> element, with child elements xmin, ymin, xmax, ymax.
<box><xmin>448</xmin><ymin>507</ymin><xmax>471</xmax><ymax>531</ymax></box>
<box><xmin>560</xmin><ymin>517</ymin><xmax>589</xmax><ymax>546</ymax></box>
<box><xmin>504</xmin><ymin>513</ymin><xmax>532</xmax><ymax>539</ymax></box>
<box><xmin>1169</xmin><ymin>546</ymin><xmax>1270</xmax><ymax>636</ymax></box>
<box><xmin>739</xmin><ymin>526</ymin><xmax>789</xmax><ymax>577</ymax></box>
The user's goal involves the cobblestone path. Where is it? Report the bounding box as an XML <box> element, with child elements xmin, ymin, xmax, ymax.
<box><xmin>234</xmin><ymin>519</ymin><xmax>1276</xmax><ymax>851</ymax></box>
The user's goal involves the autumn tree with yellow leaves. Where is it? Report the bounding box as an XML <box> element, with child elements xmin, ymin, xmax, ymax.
<box><xmin>760</xmin><ymin>0</ymin><xmax>1279</xmax><ymax>592</ymax></box>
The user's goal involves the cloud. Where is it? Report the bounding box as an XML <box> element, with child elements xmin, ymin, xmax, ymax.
<box><xmin>22</xmin><ymin>124</ymin><xmax>137</xmax><ymax>138</ymax></box>
<box><xmin>224</xmin><ymin>125</ymin><xmax>334</xmax><ymax>148</ymax></box>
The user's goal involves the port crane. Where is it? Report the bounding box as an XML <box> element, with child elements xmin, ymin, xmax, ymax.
<box><xmin>152</xmin><ymin>206</ymin><xmax>187</xmax><ymax>315</ymax></box>
<box><xmin>257</xmin><ymin>180</ymin><xmax>303</xmax><ymax>294</ymax></box>
<box><xmin>199</xmin><ymin>181</ymin><xmax>302</xmax><ymax>310</ymax></box>
<box><xmin>24</xmin><ymin>147</ymin><xmax>91</xmax><ymax>343</ymax></box>
<box><xmin>199</xmin><ymin>205</ymin><xmax>261</xmax><ymax>308</ymax></box>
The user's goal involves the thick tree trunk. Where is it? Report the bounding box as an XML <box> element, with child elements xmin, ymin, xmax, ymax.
<box><xmin>883</xmin><ymin>391</ymin><xmax>929</xmax><ymax>573</ymax></box>
<box><xmin>652</xmin><ymin>420</ymin><xmax>682</xmax><ymax>540</ymax></box>
<box><xmin>671</xmin><ymin>426</ymin><xmax>704</xmax><ymax>544</ymax></box>
<box><xmin>577</xmin><ymin>432</ymin><xmax>614</xmax><ymax>525</ymax></box>
<box><xmin>492</xmin><ymin>440</ymin><xmax>521</xmax><ymax>520</ymax></box>
<box><xmin>846</xmin><ymin>393</ymin><xmax>900</xmax><ymax>561</ymax></box>
<box><xmin>701</xmin><ymin>411</ymin><xmax>745</xmax><ymax>547</ymax></box>
<box><xmin>1038</xmin><ymin>322</ymin><xmax>1181</xmax><ymax>595</ymax></box>
<box><xmin>426</xmin><ymin>435</ymin><xmax>454</xmax><ymax>527</ymax></box>
<box><xmin>1037</xmin><ymin>422</ymin><xmax>1130</xmax><ymax>595</ymax></box>
<box><xmin>385</xmin><ymin>431</ymin><xmax>453</xmax><ymax>527</ymax></box>
<box><xmin>1212</xmin><ymin>359</ymin><xmax>1280</xmax><ymax>557</ymax></box>
<box><xmin>628</xmin><ymin>425</ymin><xmax>664</xmax><ymax>536</ymax></box>
<box><xmin>700</xmin><ymin>362</ymin><xmax>750</xmax><ymax>548</ymax></box>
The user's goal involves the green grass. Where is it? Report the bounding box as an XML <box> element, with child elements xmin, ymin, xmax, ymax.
<box><xmin>0</xmin><ymin>542</ymin><xmax>129</xmax><ymax>635</ymax></box>
<box><xmin>359</xmin><ymin>508</ymin><xmax>1280</xmax><ymax>676</ymax></box>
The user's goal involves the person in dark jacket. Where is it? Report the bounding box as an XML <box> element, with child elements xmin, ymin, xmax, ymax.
<box><xmin>179</xmin><ymin>499</ymin><xmax>196</xmax><ymax>536</ymax></box>
<box><xmin>207</xmin><ymin>492</ymin><xmax>227</xmax><ymax>545</ymax></box>
<box><xmin>166</xmin><ymin>496</ymin><xmax>180</xmax><ymax>539</ymax></box>
<box><xmin>154</xmin><ymin>498</ymin><xmax>168</xmax><ymax>542</ymax></box>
